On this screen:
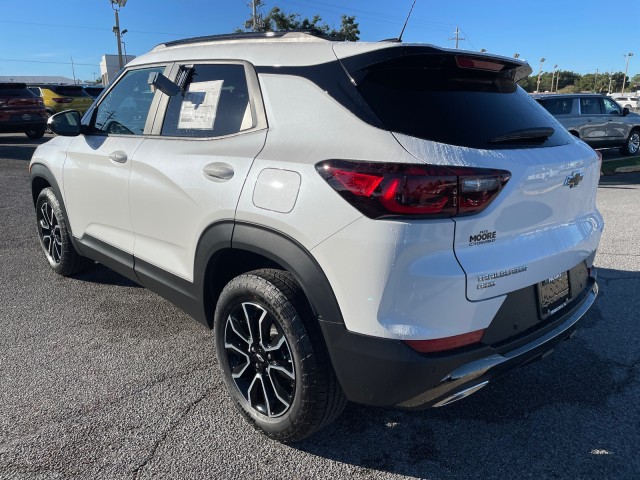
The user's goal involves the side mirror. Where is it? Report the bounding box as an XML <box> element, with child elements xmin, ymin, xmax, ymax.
<box><xmin>48</xmin><ymin>110</ymin><xmax>81</xmax><ymax>136</ymax></box>
<box><xmin>623</xmin><ymin>107</ymin><xmax>630</xmax><ymax>116</ymax></box>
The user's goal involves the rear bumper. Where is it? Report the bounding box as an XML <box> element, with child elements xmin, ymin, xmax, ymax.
<box><xmin>320</xmin><ymin>275</ymin><xmax>597</xmax><ymax>408</ymax></box>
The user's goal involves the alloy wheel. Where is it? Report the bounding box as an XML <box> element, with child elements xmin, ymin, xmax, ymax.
<box><xmin>38</xmin><ymin>202</ymin><xmax>62</xmax><ymax>264</ymax></box>
<box><xmin>223</xmin><ymin>302</ymin><xmax>295</xmax><ymax>417</ymax></box>
<box><xmin>629</xmin><ymin>132</ymin><xmax>640</xmax><ymax>154</ymax></box>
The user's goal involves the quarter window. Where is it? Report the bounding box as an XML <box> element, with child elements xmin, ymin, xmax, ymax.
<box><xmin>161</xmin><ymin>64</ymin><xmax>253</xmax><ymax>138</ymax></box>
<box><xmin>93</xmin><ymin>67</ymin><xmax>164</xmax><ymax>135</ymax></box>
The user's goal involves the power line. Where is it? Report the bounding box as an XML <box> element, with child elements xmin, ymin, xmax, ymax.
<box><xmin>0</xmin><ymin>58</ymin><xmax>100</xmax><ymax>67</ymax></box>
<box><xmin>0</xmin><ymin>20</ymin><xmax>191</xmax><ymax>37</ymax></box>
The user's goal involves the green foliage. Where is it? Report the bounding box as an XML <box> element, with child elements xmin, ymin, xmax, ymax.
<box><xmin>518</xmin><ymin>70</ymin><xmax>630</xmax><ymax>94</ymax></box>
<box><xmin>241</xmin><ymin>2</ymin><xmax>360</xmax><ymax>41</ymax></box>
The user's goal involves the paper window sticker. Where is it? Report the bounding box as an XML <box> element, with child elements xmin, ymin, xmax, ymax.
<box><xmin>177</xmin><ymin>80</ymin><xmax>224</xmax><ymax>130</ymax></box>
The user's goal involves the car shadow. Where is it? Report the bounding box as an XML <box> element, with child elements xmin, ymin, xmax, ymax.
<box><xmin>74</xmin><ymin>263</ymin><xmax>142</xmax><ymax>288</ymax></box>
<box><xmin>289</xmin><ymin>266</ymin><xmax>638</xmax><ymax>478</ymax></box>
<box><xmin>0</xmin><ymin>134</ymin><xmax>52</xmax><ymax>161</ymax></box>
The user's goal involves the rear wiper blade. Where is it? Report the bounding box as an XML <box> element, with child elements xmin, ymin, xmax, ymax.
<box><xmin>489</xmin><ymin>127</ymin><xmax>555</xmax><ymax>145</ymax></box>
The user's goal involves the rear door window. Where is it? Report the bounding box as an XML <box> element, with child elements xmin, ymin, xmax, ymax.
<box><xmin>353</xmin><ymin>53</ymin><xmax>569</xmax><ymax>149</ymax></box>
<box><xmin>580</xmin><ymin>97</ymin><xmax>603</xmax><ymax>115</ymax></box>
<box><xmin>160</xmin><ymin>63</ymin><xmax>254</xmax><ymax>138</ymax></box>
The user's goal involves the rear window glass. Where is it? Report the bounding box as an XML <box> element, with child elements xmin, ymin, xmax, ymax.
<box><xmin>48</xmin><ymin>85</ymin><xmax>90</xmax><ymax>97</ymax></box>
<box><xmin>0</xmin><ymin>84</ymin><xmax>35</xmax><ymax>98</ymax></box>
<box><xmin>354</xmin><ymin>54</ymin><xmax>569</xmax><ymax>149</ymax></box>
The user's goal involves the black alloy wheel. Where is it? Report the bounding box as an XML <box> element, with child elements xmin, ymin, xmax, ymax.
<box><xmin>224</xmin><ymin>301</ymin><xmax>295</xmax><ymax>417</ymax></box>
<box><xmin>214</xmin><ymin>269</ymin><xmax>347</xmax><ymax>442</ymax></box>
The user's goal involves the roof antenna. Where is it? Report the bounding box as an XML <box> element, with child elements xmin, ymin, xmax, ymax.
<box><xmin>398</xmin><ymin>0</ymin><xmax>417</xmax><ymax>43</ymax></box>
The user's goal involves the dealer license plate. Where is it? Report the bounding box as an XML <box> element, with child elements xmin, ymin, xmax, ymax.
<box><xmin>537</xmin><ymin>271</ymin><xmax>570</xmax><ymax>319</ymax></box>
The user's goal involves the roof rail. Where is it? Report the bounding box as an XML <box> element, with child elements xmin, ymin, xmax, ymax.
<box><xmin>158</xmin><ymin>29</ymin><xmax>336</xmax><ymax>49</ymax></box>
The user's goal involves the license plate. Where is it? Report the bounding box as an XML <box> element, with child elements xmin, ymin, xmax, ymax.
<box><xmin>537</xmin><ymin>271</ymin><xmax>570</xmax><ymax>319</ymax></box>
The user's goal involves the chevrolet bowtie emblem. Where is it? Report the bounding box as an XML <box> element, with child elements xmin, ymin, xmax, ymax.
<box><xmin>564</xmin><ymin>171</ymin><xmax>584</xmax><ymax>188</ymax></box>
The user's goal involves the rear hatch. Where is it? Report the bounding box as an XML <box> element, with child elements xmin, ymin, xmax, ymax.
<box><xmin>0</xmin><ymin>83</ymin><xmax>46</xmax><ymax>124</ymax></box>
<box><xmin>333</xmin><ymin>44</ymin><xmax>603</xmax><ymax>301</ymax></box>
<box><xmin>46</xmin><ymin>85</ymin><xmax>94</xmax><ymax>112</ymax></box>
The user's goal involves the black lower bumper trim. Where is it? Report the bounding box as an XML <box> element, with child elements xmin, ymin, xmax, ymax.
<box><xmin>319</xmin><ymin>279</ymin><xmax>598</xmax><ymax>408</ymax></box>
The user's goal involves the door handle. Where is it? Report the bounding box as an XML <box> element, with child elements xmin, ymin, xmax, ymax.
<box><xmin>203</xmin><ymin>162</ymin><xmax>234</xmax><ymax>182</ymax></box>
<box><xmin>109</xmin><ymin>151</ymin><xmax>128</xmax><ymax>164</ymax></box>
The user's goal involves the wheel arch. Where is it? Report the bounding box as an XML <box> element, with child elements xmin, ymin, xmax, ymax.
<box><xmin>194</xmin><ymin>221</ymin><xmax>345</xmax><ymax>330</ymax></box>
<box><xmin>29</xmin><ymin>163</ymin><xmax>81</xmax><ymax>253</ymax></box>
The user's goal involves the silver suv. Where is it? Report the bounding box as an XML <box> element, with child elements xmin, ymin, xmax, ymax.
<box><xmin>534</xmin><ymin>93</ymin><xmax>640</xmax><ymax>155</ymax></box>
<box><xmin>30</xmin><ymin>32</ymin><xmax>602</xmax><ymax>441</ymax></box>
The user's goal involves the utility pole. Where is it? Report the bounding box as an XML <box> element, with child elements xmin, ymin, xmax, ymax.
<box><xmin>110</xmin><ymin>0</ymin><xmax>127</xmax><ymax>70</ymax></box>
<box><xmin>71</xmin><ymin>56</ymin><xmax>77</xmax><ymax>85</ymax></box>
<box><xmin>556</xmin><ymin>70</ymin><xmax>561</xmax><ymax>92</ymax></box>
<box><xmin>449</xmin><ymin>27</ymin><xmax>465</xmax><ymax>49</ymax></box>
<box><xmin>594</xmin><ymin>68</ymin><xmax>599</xmax><ymax>92</ymax></box>
<box><xmin>551</xmin><ymin>64</ymin><xmax>558</xmax><ymax>93</ymax></box>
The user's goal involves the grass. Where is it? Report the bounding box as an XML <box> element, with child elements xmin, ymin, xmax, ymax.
<box><xmin>601</xmin><ymin>156</ymin><xmax>640</xmax><ymax>175</ymax></box>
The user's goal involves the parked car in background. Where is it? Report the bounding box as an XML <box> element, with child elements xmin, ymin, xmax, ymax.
<box><xmin>83</xmin><ymin>86</ymin><xmax>105</xmax><ymax>99</ymax></box>
<box><xmin>31</xmin><ymin>32</ymin><xmax>602</xmax><ymax>441</ymax></box>
<box><xmin>0</xmin><ymin>82</ymin><xmax>47</xmax><ymax>139</ymax></box>
<box><xmin>28</xmin><ymin>84</ymin><xmax>94</xmax><ymax>118</ymax></box>
<box><xmin>534</xmin><ymin>93</ymin><xmax>640</xmax><ymax>155</ymax></box>
<box><xmin>611</xmin><ymin>95</ymin><xmax>639</xmax><ymax>110</ymax></box>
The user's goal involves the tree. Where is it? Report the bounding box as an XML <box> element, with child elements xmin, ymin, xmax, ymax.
<box><xmin>240</xmin><ymin>2</ymin><xmax>359</xmax><ymax>41</ymax></box>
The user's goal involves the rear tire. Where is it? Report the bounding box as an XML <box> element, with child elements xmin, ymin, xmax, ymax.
<box><xmin>620</xmin><ymin>130</ymin><xmax>640</xmax><ymax>156</ymax></box>
<box><xmin>36</xmin><ymin>188</ymin><xmax>93</xmax><ymax>276</ymax></box>
<box><xmin>214</xmin><ymin>269</ymin><xmax>346</xmax><ymax>442</ymax></box>
<box><xmin>25</xmin><ymin>127</ymin><xmax>45</xmax><ymax>139</ymax></box>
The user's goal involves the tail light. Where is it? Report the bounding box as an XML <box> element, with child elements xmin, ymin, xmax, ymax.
<box><xmin>316</xmin><ymin>160</ymin><xmax>510</xmax><ymax>219</ymax></box>
<box><xmin>52</xmin><ymin>97</ymin><xmax>73</xmax><ymax>104</ymax></box>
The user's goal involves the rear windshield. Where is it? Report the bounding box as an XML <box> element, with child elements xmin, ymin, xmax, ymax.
<box><xmin>354</xmin><ymin>54</ymin><xmax>569</xmax><ymax>149</ymax></box>
<box><xmin>47</xmin><ymin>85</ymin><xmax>90</xmax><ymax>97</ymax></box>
<box><xmin>0</xmin><ymin>83</ymin><xmax>34</xmax><ymax>98</ymax></box>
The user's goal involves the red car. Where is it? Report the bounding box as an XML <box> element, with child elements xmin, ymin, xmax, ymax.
<box><xmin>0</xmin><ymin>83</ymin><xmax>47</xmax><ymax>139</ymax></box>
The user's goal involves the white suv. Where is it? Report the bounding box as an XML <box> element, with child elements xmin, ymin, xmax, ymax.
<box><xmin>30</xmin><ymin>32</ymin><xmax>603</xmax><ymax>442</ymax></box>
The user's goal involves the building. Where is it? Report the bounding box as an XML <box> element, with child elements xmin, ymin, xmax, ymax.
<box><xmin>100</xmin><ymin>54</ymin><xmax>136</xmax><ymax>86</ymax></box>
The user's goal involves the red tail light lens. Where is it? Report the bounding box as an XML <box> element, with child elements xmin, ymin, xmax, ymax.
<box><xmin>52</xmin><ymin>97</ymin><xmax>73</xmax><ymax>104</ymax></box>
<box><xmin>316</xmin><ymin>160</ymin><xmax>510</xmax><ymax>219</ymax></box>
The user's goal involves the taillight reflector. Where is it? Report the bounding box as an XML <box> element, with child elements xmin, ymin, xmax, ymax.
<box><xmin>404</xmin><ymin>329</ymin><xmax>485</xmax><ymax>353</ymax></box>
<box><xmin>316</xmin><ymin>160</ymin><xmax>510</xmax><ymax>219</ymax></box>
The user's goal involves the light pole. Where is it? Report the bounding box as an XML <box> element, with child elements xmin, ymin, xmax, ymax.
<box><xmin>608</xmin><ymin>72</ymin><xmax>613</xmax><ymax>94</ymax></box>
<box><xmin>555</xmin><ymin>69</ymin><xmax>561</xmax><ymax>92</ymax></box>
<box><xmin>110</xmin><ymin>0</ymin><xmax>127</xmax><ymax>70</ymax></box>
<box><xmin>121</xmin><ymin>29</ymin><xmax>128</xmax><ymax>63</ymax></box>
<box><xmin>622</xmin><ymin>52</ymin><xmax>633</xmax><ymax>95</ymax></box>
<box><xmin>594</xmin><ymin>68</ymin><xmax>599</xmax><ymax>92</ymax></box>
<box><xmin>551</xmin><ymin>64</ymin><xmax>558</xmax><ymax>92</ymax></box>
<box><xmin>536</xmin><ymin>57</ymin><xmax>545</xmax><ymax>93</ymax></box>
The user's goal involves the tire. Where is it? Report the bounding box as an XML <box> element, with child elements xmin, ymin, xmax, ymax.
<box><xmin>620</xmin><ymin>129</ymin><xmax>640</xmax><ymax>156</ymax></box>
<box><xmin>214</xmin><ymin>269</ymin><xmax>346</xmax><ymax>442</ymax></box>
<box><xmin>35</xmin><ymin>188</ymin><xmax>93</xmax><ymax>276</ymax></box>
<box><xmin>25</xmin><ymin>126</ymin><xmax>45</xmax><ymax>139</ymax></box>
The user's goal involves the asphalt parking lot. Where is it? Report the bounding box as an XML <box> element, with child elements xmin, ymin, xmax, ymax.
<box><xmin>1</xmin><ymin>133</ymin><xmax>639</xmax><ymax>479</ymax></box>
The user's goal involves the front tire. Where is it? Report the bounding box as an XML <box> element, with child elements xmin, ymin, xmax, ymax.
<box><xmin>621</xmin><ymin>129</ymin><xmax>640</xmax><ymax>156</ymax></box>
<box><xmin>36</xmin><ymin>188</ymin><xmax>93</xmax><ymax>276</ymax></box>
<box><xmin>214</xmin><ymin>269</ymin><xmax>346</xmax><ymax>442</ymax></box>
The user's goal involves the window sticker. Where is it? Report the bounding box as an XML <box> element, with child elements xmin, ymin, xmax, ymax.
<box><xmin>177</xmin><ymin>80</ymin><xmax>223</xmax><ymax>130</ymax></box>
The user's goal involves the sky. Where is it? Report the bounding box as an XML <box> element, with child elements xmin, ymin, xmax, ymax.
<box><xmin>0</xmin><ymin>0</ymin><xmax>638</xmax><ymax>83</ymax></box>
